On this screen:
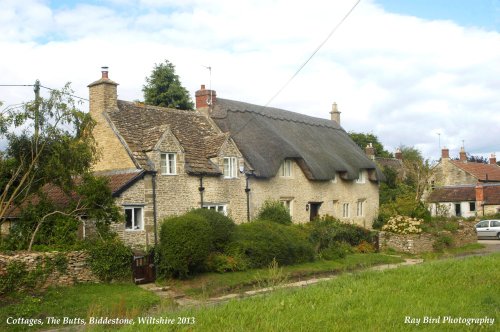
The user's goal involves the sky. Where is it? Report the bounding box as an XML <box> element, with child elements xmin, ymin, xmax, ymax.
<box><xmin>0</xmin><ymin>0</ymin><xmax>499</xmax><ymax>161</ymax></box>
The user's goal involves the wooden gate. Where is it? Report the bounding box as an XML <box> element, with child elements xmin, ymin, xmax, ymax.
<box><xmin>132</xmin><ymin>253</ymin><xmax>156</xmax><ymax>285</ymax></box>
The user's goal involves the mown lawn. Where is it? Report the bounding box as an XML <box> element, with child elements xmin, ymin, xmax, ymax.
<box><xmin>165</xmin><ymin>253</ymin><xmax>404</xmax><ymax>298</ymax></box>
<box><xmin>122</xmin><ymin>253</ymin><xmax>500</xmax><ymax>332</ymax></box>
<box><xmin>0</xmin><ymin>283</ymin><xmax>161</xmax><ymax>332</ymax></box>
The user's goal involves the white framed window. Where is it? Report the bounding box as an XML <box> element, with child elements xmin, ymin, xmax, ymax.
<box><xmin>223</xmin><ymin>157</ymin><xmax>238</xmax><ymax>178</ymax></box>
<box><xmin>124</xmin><ymin>206</ymin><xmax>143</xmax><ymax>230</ymax></box>
<box><xmin>280</xmin><ymin>159</ymin><xmax>293</xmax><ymax>177</ymax></box>
<box><xmin>342</xmin><ymin>203</ymin><xmax>350</xmax><ymax>218</ymax></box>
<box><xmin>203</xmin><ymin>204</ymin><xmax>227</xmax><ymax>215</ymax></box>
<box><xmin>356</xmin><ymin>200</ymin><xmax>364</xmax><ymax>217</ymax></box>
<box><xmin>356</xmin><ymin>170</ymin><xmax>365</xmax><ymax>184</ymax></box>
<box><xmin>160</xmin><ymin>153</ymin><xmax>177</xmax><ymax>175</ymax></box>
<box><xmin>280</xmin><ymin>199</ymin><xmax>293</xmax><ymax>217</ymax></box>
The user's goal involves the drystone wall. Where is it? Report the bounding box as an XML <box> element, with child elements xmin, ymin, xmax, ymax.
<box><xmin>378</xmin><ymin>221</ymin><xmax>477</xmax><ymax>254</ymax></box>
<box><xmin>0</xmin><ymin>251</ymin><xmax>99</xmax><ymax>288</ymax></box>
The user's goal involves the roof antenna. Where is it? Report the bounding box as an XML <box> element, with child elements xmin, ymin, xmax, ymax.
<box><xmin>202</xmin><ymin>65</ymin><xmax>212</xmax><ymax>106</ymax></box>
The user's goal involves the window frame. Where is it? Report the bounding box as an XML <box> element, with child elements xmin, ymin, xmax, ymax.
<box><xmin>280</xmin><ymin>198</ymin><xmax>293</xmax><ymax>217</ymax></box>
<box><xmin>280</xmin><ymin>159</ymin><xmax>293</xmax><ymax>177</ymax></box>
<box><xmin>124</xmin><ymin>206</ymin><xmax>144</xmax><ymax>231</ymax></box>
<box><xmin>356</xmin><ymin>200</ymin><xmax>364</xmax><ymax>217</ymax></box>
<box><xmin>342</xmin><ymin>203</ymin><xmax>350</xmax><ymax>218</ymax></box>
<box><xmin>160</xmin><ymin>153</ymin><xmax>177</xmax><ymax>175</ymax></box>
<box><xmin>223</xmin><ymin>157</ymin><xmax>238</xmax><ymax>179</ymax></box>
<box><xmin>355</xmin><ymin>170</ymin><xmax>365</xmax><ymax>184</ymax></box>
<box><xmin>203</xmin><ymin>204</ymin><xmax>228</xmax><ymax>215</ymax></box>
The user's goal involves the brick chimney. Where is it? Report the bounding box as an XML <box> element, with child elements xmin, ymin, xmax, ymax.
<box><xmin>195</xmin><ymin>84</ymin><xmax>216</xmax><ymax>115</ymax></box>
<box><xmin>459</xmin><ymin>146</ymin><xmax>467</xmax><ymax>162</ymax></box>
<box><xmin>395</xmin><ymin>148</ymin><xmax>403</xmax><ymax>160</ymax></box>
<box><xmin>88</xmin><ymin>66</ymin><xmax>118</xmax><ymax>118</ymax></box>
<box><xmin>441</xmin><ymin>147</ymin><xmax>450</xmax><ymax>160</ymax></box>
<box><xmin>330</xmin><ymin>102</ymin><xmax>341</xmax><ymax>125</ymax></box>
<box><xmin>365</xmin><ymin>143</ymin><xmax>375</xmax><ymax>160</ymax></box>
<box><xmin>490</xmin><ymin>153</ymin><xmax>497</xmax><ymax>165</ymax></box>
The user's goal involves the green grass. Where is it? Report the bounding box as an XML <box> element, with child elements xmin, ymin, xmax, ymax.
<box><xmin>123</xmin><ymin>253</ymin><xmax>500</xmax><ymax>332</ymax></box>
<box><xmin>0</xmin><ymin>283</ymin><xmax>161</xmax><ymax>332</ymax></box>
<box><xmin>164</xmin><ymin>253</ymin><xmax>404</xmax><ymax>298</ymax></box>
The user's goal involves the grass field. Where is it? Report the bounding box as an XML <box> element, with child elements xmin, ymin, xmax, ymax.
<box><xmin>123</xmin><ymin>253</ymin><xmax>500</xmax><ymax>332</ymax></box>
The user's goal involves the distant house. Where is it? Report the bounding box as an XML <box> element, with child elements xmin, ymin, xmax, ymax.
<box><xmin>86</xmin><ymin>68</ymin><xmax>383</xmax><ymax>248</ymax></box>
<box><xmin>428</xmin><ymin>147</ymin><xmax>500</xmax><ymax>217</ymax></box>
<box><xmin>364</xmin><ymin>143</ymin><xmax>404</xmax><ymax>179</ymax></box>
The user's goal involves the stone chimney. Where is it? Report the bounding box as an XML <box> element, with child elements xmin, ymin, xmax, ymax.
<box><xmin>365</xmin><ymin>143</ymin><xmax>375</xmax><ymax>160</ymax></box>
<box><xmin>395</xmin><ymin>148</ymin><xmax>403</xmax><ymax>160</ymax></box>
<box><xmin>441</xmin><ymin>147</ymin><xmax>450</xmax><ymax>160</ymax></box>
<box><xmin>490</xmin><ymin>153</ymin><xmax>497</xmax><ymax>165</ymax></box>
<box><xmin>87</xmin><ymin>66</ymin><xmax>118</xmax><ymax>118</ymax></box>
<box><xmin>330</xmin><ymin>102</ymin><xmax>341</xmax><ymax>125</ymax></box>
<box><xmin>195</xmin><ymin>84</ymin><xmax>216</xmax><ymax>115</ymax></box>
<box><xmin>459</xmin><ymin>146</ymin><xmax>467</xmax><ymax>162</ymax></box>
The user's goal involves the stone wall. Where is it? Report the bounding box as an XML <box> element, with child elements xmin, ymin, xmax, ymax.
<box><xmin>378</xmin><ymin>221</ymin><xmax>477</xmax><ymax>254</ymax></box>
<box><xmin>0</xmin><ymin>251</ymin><xmax>99</xmax><ymax>289</ymax></box>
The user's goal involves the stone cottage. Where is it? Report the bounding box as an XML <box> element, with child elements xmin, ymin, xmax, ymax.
<box><xmin>428</xmin><ymin>148</ymin><xmax>500</xmax><ymax>217</ymax></box>
<box><xmin>88</xmin><ymin>68</ymin><xmax>383</xmax><ymax>248</ymax></box>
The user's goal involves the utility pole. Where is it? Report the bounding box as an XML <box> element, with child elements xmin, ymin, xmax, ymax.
<box><xmin>33</xmin><ymin>80</ymin><xmax>41</xmax><ymax>154</ymax></box>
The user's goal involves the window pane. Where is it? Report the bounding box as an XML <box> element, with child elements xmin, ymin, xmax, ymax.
<box><xmin>134</xmin><ymin>208</ymin><xmax>142</xmax><ymax>229</ymax></box>
<box><xmin>168</xmin><ymin>154</ymin><xmax>176</xmax><ymax>174</ymax></box>
<box><xmin>224</xmin><ymin>158</ymin><xmax>230</xmax><ymax>177</ymax></box>
<box><xmin>125</xmin><ymin>209</ymin><xmax>133</xmax><ymax>229</ymax></box>
<box><xmin>160</xmin><ymin>154</ymin><xmax>167</xmax><ymax>174</ymax></box>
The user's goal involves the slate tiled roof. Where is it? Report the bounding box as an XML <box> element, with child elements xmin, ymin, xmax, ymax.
<box><xmin>450</xmin><ymin>160</ymin><xmax>500</xmax><ymax>182</ymax></box>
<box><xmin>107</xmin><ymin>101</ymin><xmax>225</xmax><ymax>175</ymax></box>
<box><xmin>4</xmin><ymin>171</ymin><xmax>144</xmax><ymax>218</ymax></box>
<box><xmin>211</xmin><ymin>98</ymin><xmax>382</xmax><ymax>180</ymax></box>
<box><xmin>483</xmin><ymin>184</ymin><xmax>500</xmax><ymax>205</ymax></box>
<box><xmin>428</xmin><ymin>185</ymin><xmax>476</xmax><ymax>202</ymax></box>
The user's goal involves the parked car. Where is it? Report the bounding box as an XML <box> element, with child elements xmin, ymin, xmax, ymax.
<box><xmin>475</xmin><ymin>220</ymin><xmax>500</xmax><ymax>239</ymax></box>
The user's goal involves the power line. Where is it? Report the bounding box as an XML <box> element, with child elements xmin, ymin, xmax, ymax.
<box><xmin>0</xmin><ymin>83</ymin><xmax>89</xmax><ymax>101</ymax></box>
<box><xmin>265</xmin><ymin>0</ymin><xmax>361</xmax><ymax>107</ymax></box>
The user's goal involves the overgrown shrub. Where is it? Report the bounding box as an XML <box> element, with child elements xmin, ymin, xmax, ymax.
<box><xmin>187</xmin><ymin>208</ymin><xmax>236</xmax><ymax>251</ymax></box>
<box><xmin>307</xmin><ymin>215</ymin><xmax>375</xmax><ymax>251</ymax></box>
<box><xmin>227</xmin><ymin>221</ymin><xmax>314</xmax><ymax>268</ymax></box>
<box><xmin>318</xmin><ymin>242</ymin><xmax>353</xmax><ymax>260</ymax></box>
<box><xmin>204</xmin><ymin>252</ymin><xmax>248</xmax><ymax>273</ymax></box>
<box><xmin>256</xmin><ymin>200</ymin><xmax>292</xmax><ymax>225</ymax></box>
<box><xmin>433</xmin><ymin>234</ymin><xmax>454</xmax><ymax>252</ymax></box>
<box><xmin>158</xmin><ymin>214</ymin><xmax>213</xmax><ymax>278</ymax></box>
<box><xmin>382</xmin><ymin>215</ymin><xmax>423</xmax><ymax>234</ymax></box>
<box><xmin>86</xmin><ymin>239</ymin><xmax>133</xmax><ymax>282</ymax></box>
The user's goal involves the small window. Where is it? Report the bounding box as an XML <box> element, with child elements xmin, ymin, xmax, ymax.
<box><xmin>356</xmin><ymin>200</ymin><xmax>364</xmax><ymax>217</ymax></box>
<box><xmin>280</xmin><ymin>160</ymin><xmax>292</xmax><ymax>177</ymax></box>
<box><xmin>342</xmin><ymin>203</ymin><xmax>350</xmax><ymax>218</ymax></box>
<box><xmin>160</xmin><ymin>153</ymin><xmax>177</xmax><ymax>175</ymax></box>
<box><xmin>223</xmin><ymin>157</ymin><xmax>238</xmax><ymax>178</ymax></box>
<box><xmin>355</xmin><ymin>170</ymin><xmax>365</xmax><ymax>184</ymax></box>
<box><xmin>125</xmin><ymin>206</ymin><xmax>143</xmax><ymax>230</ymax></box>
<box><xmin>203</xmin><ymin>204</ymin><xmax>227</xmax><ymax>215</ymax></box>
<box><xmin>469</xmin><ymin>202</ymin><xmax>476</xmax><ymax>212</ymax></box>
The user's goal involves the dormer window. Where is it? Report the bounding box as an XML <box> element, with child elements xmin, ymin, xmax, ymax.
<box><xmin>280</xmin><ymin>159</ymin><xmax>292</xmax><ymax>177</ymax></box>
<box><xmin>224</xmin><ymin>157</ymin><xmax>238</xmax><ymax>178</ymax></box>
<box><xmin>161</xmin><ymin>153</ymin><xmax>177</xmax><ymax>175</ymax></box>
<box><xmin>355</xmin><ymin>170</ymin><xmax>365</xmax><ymax>184</ymax></box>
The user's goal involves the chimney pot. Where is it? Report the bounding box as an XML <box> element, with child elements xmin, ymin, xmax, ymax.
<box><xmin>395</xmin><ymin>148</ymin><xmax>403</xmax><ymax>160</ymax></box>
<box><xmin>101</xmin><ymin>66</ymin><xmax>109</xmax><ymax>79</ymax></box>
<box><xmin>459</xmin><ymin>146</ymin><xmax>467</xmax><ymax>162</ymax></box>
<box><xmin>330</xmin><ymin>102</ymin><xmax>341</xmax><ymax>125</ymax></box>
<box><xmin>490</xmin><ymin>153</ymin><xmax>497</xmax><ymax>165</ymax></box>
<box><xmin>365</xmin><ymin>143</ymin><xmax>375</xmax><ymax>160</ymax></box>
<box><xmin>195</xmin><ymin>84</ymin><xmax>216</xmax><ymax>113</ymax></box>
<box><xmin>441</xmin><ymin>147</ymin><xmax>450</xmax><ymax>159</ymax></box>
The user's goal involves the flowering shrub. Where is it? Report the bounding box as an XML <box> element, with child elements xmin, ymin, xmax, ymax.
<box><xmin>382</xmin><ymin>215</ymin><xmax>423</xmax><ymax>235</ymax></box>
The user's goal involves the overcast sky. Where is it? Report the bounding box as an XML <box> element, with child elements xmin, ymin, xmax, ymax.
<box><xmin>1</xmin><ymin>0</ymin><xmax>499</xmax><ymax>161</ymax></box>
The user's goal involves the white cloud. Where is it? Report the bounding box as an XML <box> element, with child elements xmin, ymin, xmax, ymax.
<box><xmin>0</xmin><ymin>0</ymin><xmax>499</xmax><ymax>160</ymax></box>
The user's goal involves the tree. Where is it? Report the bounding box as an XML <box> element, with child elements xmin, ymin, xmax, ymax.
<box><xmin>0</xmin><ymin>83</ymin><xmax>97</xmax><ymax>229</ymax></box>
<box><xmin>143</xmin><ymin>60</ymin><xmax>194</xmax><ymax>110</ymax></box>
<box><xmin>348</xmin><ymin>132</ymin><xmax>392</xmax><ymax>158</ymax></box>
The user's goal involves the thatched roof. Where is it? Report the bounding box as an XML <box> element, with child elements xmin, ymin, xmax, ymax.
<box><xmin>211</xmin><ymin>98</ymin><xmax>382</xmax><ymax>181</ymax></box>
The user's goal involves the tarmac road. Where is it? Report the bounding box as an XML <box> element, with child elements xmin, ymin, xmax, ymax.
<box><xmin>476</xmin><ymin>238</ymin><xmax>500</xmax><ymax>254</ymax></box>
